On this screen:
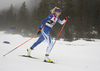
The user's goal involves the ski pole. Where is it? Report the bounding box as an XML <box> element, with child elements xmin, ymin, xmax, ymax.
<box><xmin>3</xmin><ymin>34</ymin><xmax>38</xmax><ymax>57</ymax></box>
<box><xmin>50</xmin><ymin>19</ymin><xmax>68</xmax><ymax>52</ymax></box>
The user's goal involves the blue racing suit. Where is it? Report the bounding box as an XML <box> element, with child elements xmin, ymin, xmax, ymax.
<box><xmin>31</xmin><ymin>13</ymin><xmax>66</xmax><ymax>55</ymax></box>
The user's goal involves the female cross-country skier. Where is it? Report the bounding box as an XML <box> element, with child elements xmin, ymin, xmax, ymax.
<box><xmin>27</xmin><ymin>7</ymin><xmax>68</xmax><ymax>63</ymax></box>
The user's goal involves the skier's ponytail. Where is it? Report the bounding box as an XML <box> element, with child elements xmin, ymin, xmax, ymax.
<box><xmin>51</xmin><ymin>7</ymin><xmax>59</xmax><ymax>14</ymax></box>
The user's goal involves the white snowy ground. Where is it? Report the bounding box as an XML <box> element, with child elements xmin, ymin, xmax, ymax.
<box><xmin>0</xmin><ymin>31</ymin><xmax>100</xmax><ymax>71</ymax></box>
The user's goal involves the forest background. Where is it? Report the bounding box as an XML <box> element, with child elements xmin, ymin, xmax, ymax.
<box><xmin>0</xmin><ymin>0</ymin><xmax>100</xmax><ymax>41</ymax></box>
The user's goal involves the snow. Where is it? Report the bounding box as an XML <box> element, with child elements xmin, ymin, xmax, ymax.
<box><xmin>0</xmin><ymin>31</ymin><xmax>100</xmax><ymax>71</ymax></box>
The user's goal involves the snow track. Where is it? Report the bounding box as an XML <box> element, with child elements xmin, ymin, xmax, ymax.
<box><xmin>0</xmin><ymin>31</ymin><xmax>100</xmax><ymax>71</ymax></box>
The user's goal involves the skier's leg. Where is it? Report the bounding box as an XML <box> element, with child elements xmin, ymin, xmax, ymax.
<box><xmin>27</xmin><ymin>35</ymin><xmax>44</xmax><ymax>56</ymax></box>
<box><xmin>43</xmin><ymin>34</ymin><xmax>53</xmax><ymax>62</ymax></box>
<box><xmin>30</xmin><ymin>35</ymin><xmax>44</xmax><ymax>49</ymax></box>
<box><xmin>46</xmin><ymin>35</ymin><xmax>53</xmax><ymax>55</ymax></box>
<box><xmin>41</xmin><ymin>28</ymin><xmax>53</xmax><ymax>55</ymax></box>
<box><xmin>41</xmin><ymin>28</ymin><xmax>54</xmax><ymax>62</ymax></box>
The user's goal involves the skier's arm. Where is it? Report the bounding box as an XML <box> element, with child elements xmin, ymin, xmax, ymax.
<box><xmin>39</xmin><ymin>14</ymin><xmax>53</xmax><ymax>28</ymax></box>
<box><xmin>57</xmin><ymin>18</ymin><xmax>66</xmax><ymax>25</ymax></box>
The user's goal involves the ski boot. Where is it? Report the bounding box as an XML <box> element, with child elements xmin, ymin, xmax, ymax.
<box><xmin>27</xmin><ymin>48</ymin><xmax>33</xmax><ymax>56</ymax></box>
<box><xmin>44</xmin><ymin>54</ymin><xmax>54</xmax><ymax>63</ymax></box>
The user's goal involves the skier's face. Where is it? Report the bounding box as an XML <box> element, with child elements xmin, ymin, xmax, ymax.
<box><xmin>55</xmin><ymin>12</ymin><xmax>61</xmax><ymax>17</ymax></box>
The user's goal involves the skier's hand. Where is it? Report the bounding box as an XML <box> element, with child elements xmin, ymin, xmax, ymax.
<box><xmin>65</xmin><ymin>17</ymin><xmax>68</xmax><ymax>20</ymax></box>
<box><xmin>37</xmin><ymin>28</ymin><xmax>41</xmax><ymax>35</ymax></box>
<box><xmin>65</xmin><ymin>16</ymin><xmax>70</xmax><ymax>20</ymax></box>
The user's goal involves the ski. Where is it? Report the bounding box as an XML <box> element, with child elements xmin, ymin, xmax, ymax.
<box><xmin>18</xmin><ymin>55</ymin><xmax>55</xmax><ymax>64</ymax></box>
<box><xmin>18</xmin><ymin>55</ymin><xmax>40</xmax><ymax>59</ymax></box>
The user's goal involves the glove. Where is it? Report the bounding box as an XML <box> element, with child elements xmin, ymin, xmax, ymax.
<box><xmin>65</xmin><ymin>17</ymin><xmax>68</xmax><ymax>20</ymax></box>
<box><xmin>37</xmin><ymin>28</ymin><xmax>42</xmax><ymax>35</ymax></box>
<box><xmin>65</xmin><ymin>16</ymin><xmax>70</xmax><ymax>20</ymax></box>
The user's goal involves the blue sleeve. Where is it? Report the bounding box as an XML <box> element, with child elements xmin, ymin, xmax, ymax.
<box><xmin>39</xmin><ymin>14</ymin><xmax>53</xmax><ymax>28</ymax></box>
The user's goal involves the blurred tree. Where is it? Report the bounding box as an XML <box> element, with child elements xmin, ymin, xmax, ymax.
<box><xmin>30</xmin><ymin>7</ymin><xmax>39</xmax><ymax>34</ymax></box>
<box><xmin>74</xmin><ymin>0</ymin><xmax>91</xmax><ymax>38</ymax></box>
<box><xmin>0</xmin><ymin>14</ymin><xmax>2</xmax><ymax>30</ymax></box>
<box><xmin>0</xmin><ymin>11</ymin><xmax>6</xmax><ymax>30</ymax></box>
<box><xmin>17</xmin><ymin>2</ymin><xmax>30</xmax><ymax>35</ymax></box>
<box><xmin>5</xmin><ymin>4</ymin><xmax>15</xmax><ymax>30</ymax></box>
<box><xmin>93</xmin><ymin>1</ymin><xmax>100</xmax><ymax>38</ymax></box>
<box><xmin>37</xmin><ymin>0</ymin><xmax>50</xmax><ymax>21</ymax></box>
